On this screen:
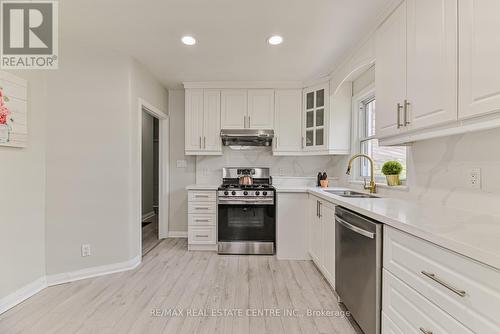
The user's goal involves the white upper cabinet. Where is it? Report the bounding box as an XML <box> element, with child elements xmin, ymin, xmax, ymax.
<box><xmin>221</xmin><ymin>89</ymin><xmax>247</xmax><ymax>129</ymax></box>
<box><xmin>459</xmin><ymin>0</ymin><xmax>500</xmax><ymax>120</ymax></box>
<box><xmin>247</xmin><ymin>89</ymin><xmax>274</xmax><ymax>129</ymax></box>
<box><xmin>274</xmin><ymin>89</ymin><xmax>303</xmax><ymax>154</ymax></box>
<box><xmin>303</xmin><ymin>83</ymin><xmax>328</xmax><ymax>151</ymax></box>
<box><xmin>203</xmin><ymin>89</ymin><xmax>222</xmax><ymax>152</ymax></box>
<box><xmin>376</xmin><ymin>2</ymin><xmax>407</xmax><ymax>138</ymax></box>
<box><xmin>376</xmin><ymin>0</ymin><xmax>458</xmax><ymax>139</ymax></box>
<box><xmin>185</xmin><ymin>88</ymin><xmax>222</xmax><ymax>155</ymax></box>
<box><xmin>406</xmin><ymin>0</ymin><xmax>458</xmax><ymax>130</ymax></box>
<box><xmin>185</xmin><ymin>89</ymin><xmax>205</xmax><ymax>152</ymax></box>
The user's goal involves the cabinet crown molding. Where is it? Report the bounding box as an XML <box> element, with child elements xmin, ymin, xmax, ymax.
<box><xmin>183</xmin><ymin>81</ymin><xmax>303</xmax><ymax>89</ymax></box>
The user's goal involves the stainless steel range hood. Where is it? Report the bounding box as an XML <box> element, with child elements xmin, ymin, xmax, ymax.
<box><xmin>220</xmin><ymin>129</ymin><xmax>274</xmax><ymax>147</ymax></box>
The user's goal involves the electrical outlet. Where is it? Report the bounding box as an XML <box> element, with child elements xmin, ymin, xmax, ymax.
<box><xmin>81</xmin><ymin>244</ymin><xmax>91</xmax><ymax>257</ymax></box>
<box><xmin>279</xmin><ymin>168</ymin><xmax>284</xmax><ymax>176</ymax></box>
<box><xmin>176</xmin><ymin>160</ymin><xmax>187</xmax><ymax>168</ymax></box>
<box><xmin>469</xmin><ymin>168</ymin><xmax>481</xmax><ymax>189</ymax></box>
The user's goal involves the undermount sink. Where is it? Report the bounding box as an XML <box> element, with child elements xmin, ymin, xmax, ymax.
<box><xmin>324</xmin><ymin>190</ymin><xmax>379</xmax><ymax>198</ymax></box>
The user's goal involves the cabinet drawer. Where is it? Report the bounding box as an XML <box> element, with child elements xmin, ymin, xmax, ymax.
<box><xmin>188</xmin><ymin>191</ymin><xmax>216</xmax><ymax>202</ymax></box>
<box><xmin>383</xmin><ymin>269</ymin><xmax>474</xmax><ymax>334</ymax></box>
<box><xmin>384</xmin><ymin>226</ymin><xmax>500</xmax><ymax>334</ymax></box>
<box><xmin>188</xmin><ymin>226</ymin><xmax>216</xmax><ymax>244</ymax></box>
<box><xmin>189</xmin><ymin>214</ymin><xmax>216</xmax><ymax>226</ymax></box>
<box><xmin>188</xmin><ymin>202</ymin><xmax>216</xmax><ymax>214</ymax></box>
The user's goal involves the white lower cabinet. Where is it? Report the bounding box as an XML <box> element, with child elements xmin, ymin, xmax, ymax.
<box><xmin>383</xmin><ymin>226</ymin><xmax>500</xmax><ymax>334</ymax></box>
<box><xmin>187</xmin><ymin>190</ymin><xmax>217</xmax><ymax>251</ymax></box>
<box><xmin>276</xmin><ymin>192</ymin><xmax>309</xmax><ymax>260</ymax></box>
<box><xmin>383</xmin><ymin>269</ymin><xmax>474</xmax><ymax>334</ymax></box>
<box><xmin>308</xmin><ymin>194</ymin><xmax>336</xmax><ymax>288</ymax></box>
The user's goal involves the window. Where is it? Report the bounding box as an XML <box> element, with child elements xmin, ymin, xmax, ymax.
<box><xmin>356</xmin><ymin>94</ymin><xmax>407</xmax><ymax>182</ymax></box>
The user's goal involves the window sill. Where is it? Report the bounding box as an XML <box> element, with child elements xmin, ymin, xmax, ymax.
<box><xmin>348</xmin><ymin>180</ymin><xmax>409</xmax><ymax>192</ymax></box>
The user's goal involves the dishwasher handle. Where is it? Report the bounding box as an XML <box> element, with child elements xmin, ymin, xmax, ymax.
<box><xmin>335</xmin><ymin>216</ymin><xmax>375</xmax><ymax>239</ymax></box>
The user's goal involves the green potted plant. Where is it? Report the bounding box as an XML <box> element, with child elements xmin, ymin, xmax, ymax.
<box><xmin>382</xmin><ymin>161</ymin><xmax>403</xmax><ymax>186</ymax></box>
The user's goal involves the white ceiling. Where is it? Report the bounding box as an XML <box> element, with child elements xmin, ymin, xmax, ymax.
<box><xmin>61</xmin><ymin>0</ymin><xmax>393</xmax><ymax>88</ymax></box>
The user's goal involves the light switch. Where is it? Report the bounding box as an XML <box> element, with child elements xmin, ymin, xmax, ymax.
<box><xmin>176</xmin><ymin>160</ymin><xmax>187</xmax><ymax>168</ymax></box>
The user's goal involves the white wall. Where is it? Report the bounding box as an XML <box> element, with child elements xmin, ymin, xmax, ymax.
<box><xmin>0</xmin><ymin>72</ymin><xmax>47</xmax><ymax>300</ymax></box>
<box><xmin>44</xmin><ymin>44</ymin><xmax>167</xmax><ymax>276</ymax></box>
<box><xmin>168</xmin><ymin>90</ymin><xmax>195</xmax><ymax>233</ymax></box>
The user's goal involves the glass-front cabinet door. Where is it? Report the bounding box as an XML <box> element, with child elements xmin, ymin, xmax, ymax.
<box><xmin>303</xmin><ymin>83</ymin><xmax>329</xmax><ymax>150</ymax></box>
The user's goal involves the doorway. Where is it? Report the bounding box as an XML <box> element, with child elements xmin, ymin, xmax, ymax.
<box><xmin>139</xmin><ymin>99</ymin><xmax>169</xmax><ymax>257</ymax></box>
<box><xmin>142</xmin><ymin>111</ymin><xmax>161</xmax><ymax>255</ymax></box>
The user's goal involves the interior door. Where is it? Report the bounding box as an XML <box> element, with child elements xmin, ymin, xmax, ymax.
<box><xmin>185</xmin><ymin>89</ymin><xmax>204</xmax><ymax>151</ymax></box>
<box><xmin>406</xmin><ymin>0</ymin><xmax>458</xmax><ymax>130</ymax></box>
<box><xmin>274</xmin><ymin>89</ymin><xmax>302</xmax><ymax>153</ymax></box>
<box><xmin>247</xmin><ymin>89</ymin><xmax>274</xmax><ymax>129</ymax></box>
<box><xmin>375</xmin><ymin>2</ymin><xmax>407</xmax><ymax>138</ymax></box>
<box><xmin>459</xmin><ymin>0</ymin><xmax>500</xmax><ymax>119</ymax></box>
<box><xmin>221</xmin><ymin>89</ymin><xmax>247</xmax><ymax>129</ymax></box>
<box><xmin>203</xmin><ymin>89</ymin><xmax>221</xmax><ymax>151</ymax></box>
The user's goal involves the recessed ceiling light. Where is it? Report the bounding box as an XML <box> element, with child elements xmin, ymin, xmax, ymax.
<box><xmin>267</xmin><ymin>35</ymin><xmax>283</xmax><ymax>45</ymax></box>
<box><xmin>181</xmin><ymin>36</ymin><xmax>196</xmax><ymax>46</ymax></box>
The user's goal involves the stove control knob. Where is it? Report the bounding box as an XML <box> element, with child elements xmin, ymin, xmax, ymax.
<box><xmin>231</xmin><ymin>191</ymin><xmax>236</xmax><ymax>195</ymax></box>
<box><xmin>224</xmin><ymin>191</ymin><xmax>229</xmax><ymax>195</ymax></box>
<box><xmin>255</xmin><ymin>191</ymin><xmax>260</xmax><ymax>196</ymax></box>
<box><xmin>263</xmin><ymin>191</ymin><xmax>268</xmax><ymax>196</ymax></box>
<box><xmin>243</xmin><ymin>191</ymin><xmax>248</xmax><ymax>196</ymax></box>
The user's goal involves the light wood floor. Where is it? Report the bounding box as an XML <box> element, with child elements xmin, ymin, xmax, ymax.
<box><xmin>0</xmin><ymin>238</ymin><xmax>358</xmax><ymax>334</ymax></box>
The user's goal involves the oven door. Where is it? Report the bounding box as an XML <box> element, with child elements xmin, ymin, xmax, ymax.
<box><xmin>218</xmin><ymin>202</ymin><xmax>275</xmax><ymax>243</ymax></box>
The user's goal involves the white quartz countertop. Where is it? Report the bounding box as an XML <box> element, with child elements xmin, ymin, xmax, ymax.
<box><xmin>186</xmin><ymin>184</ymin><xmax>219</xmax><ymax>190</ymax></box>
<box><xmin>304</xmin><ymin>187</ymin><xmax>500</xmax><ymax>271</ymax></box>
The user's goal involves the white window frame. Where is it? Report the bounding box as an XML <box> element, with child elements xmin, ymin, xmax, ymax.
<box><xmin>349</xmin><ymin>84</ymin><xmax>409</xmax><ymax>187</ymax></box>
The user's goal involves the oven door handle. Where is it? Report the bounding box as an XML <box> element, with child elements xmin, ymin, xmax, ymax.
<box><xmin>218</xmin><ymin>199</ymin><xmax>274</xmax><ymax>205</ymax></box>
<box><xmin>335</xmin><ymin>216</ymin><xmax>375</xmax><ymax>239</ymax></box>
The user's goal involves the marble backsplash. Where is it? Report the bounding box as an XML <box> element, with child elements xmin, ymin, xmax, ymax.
<box><xmin>194</xmin><ymin>128</ymin><xmax>500</xmax><ymax>216</ymax></box>
<box><xmin>195</xmin><ymin>147</ymin><xmax>342</xmax><ymax>186</ymax></box>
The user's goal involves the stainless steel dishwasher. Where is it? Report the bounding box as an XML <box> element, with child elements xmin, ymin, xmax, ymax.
<box><xmin>335</xmin><ymin>206</ymin><xmax>382</xmax><ymax>334</ymax></box>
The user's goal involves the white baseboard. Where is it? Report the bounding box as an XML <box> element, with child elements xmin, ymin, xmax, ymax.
<box><xmin>46</xmin><ymin>255</ymin><xmax>141</xmax><ymax>286</ymax></box>
<box><xmin>168</xmin><ymin>231</ymin><xmax>188</xmax><ymax>238</ymax></box>
<box><xmin>0</xmin><ymin>276</ymin><xmax>47</xmax><ymax>315</ymax></box>
<box><xmin>142</xmin><ymin>211</ymin><xmax>156</xmax><ymax>222</ymax></box>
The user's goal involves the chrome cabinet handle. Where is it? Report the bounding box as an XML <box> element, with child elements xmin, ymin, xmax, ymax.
<box><xmin>199</xmin><ymin>136</ymin><xmax>202</xmax><ymax>148</ymax></box>
<box><xmin>404</xmin><ymin>99</ymin><xmax>411</xmax><ymax>125</ymax></box>
<box><xmin>421</xmin><ymin>271</ymin><xmax>466</xmax><ymax>297</ymax></box>
<box><xmin>195</xmin><ymin>234</ymin><xmax>209</xmax><ymax>238</ymax></box>
<box><xmin>195</xmin><ymin>219</ymin><xmax>210</xmax><ymax>222</ymax></box>
<box><xmin>203</xmin><ymin>136</ymin><xmax>206</xmax><ymax>149</ymax></box>
<box><xmin>248</xmin><ymin>115</ymin><xmax>251</xmax><ymax>128</ymax></box>
<box><xmin>195</xmin><ymin>207</ymin><xmax>209</xmax><ymax>210</ymax></box>
<box><xmin>194</xmin><ymin>195</ymin><xmax>209</xmax><ymax>198</ymax></box>
<box><xmin>318</xmin><ymin>202</ymin><xmax>322</xmax><ymax>218</ymax></box>
<box><xmin>316</xmin><ymin>200</ymin><xmax>319</xmax><ymax>217</ymax></box>
<box><xmin>419</xmin><ymin>328</ymin><xmax>433</xmax><ymax>334</ymax></box>
<box><xmin>397</xmin><ymin>103</ymin><xmax>403</xmax><ymax>128</ymax></box>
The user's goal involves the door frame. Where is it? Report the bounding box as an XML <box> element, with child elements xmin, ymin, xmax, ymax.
<box><xmin>138</xmin><ymin>98</ymin><xmax>169</xmax><ymax>250</ymax></box>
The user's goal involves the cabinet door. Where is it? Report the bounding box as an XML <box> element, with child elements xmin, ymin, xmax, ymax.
<box><xmin>308</xmin><ymin>197</ymin><xmax>321</xmax><ymax>264</ymax></box>
<box><xmin>459</xmin><ymin>0</ymin><xmax>500</xmax><ymax>119</ymax></box>
<box><xmin>303</xmin><ymin>83</ymin><xmax>328</xmax><ymax>151</ymax></box>
<box><xmin>274</xmin><ymin>89</ymin><xmax>302</xmax><ymax>154</ymax></box>
<box><xmin>185</xmin><ymin>89</ymin><xmax>204</xmax><ymax>151</ymax></box>
<box><xmin>247</xmin><ymin>89</ymin><xmax>274</xmax><ymax>129</ymax></box>
<box><xmin>375</xmin><ymin>2</ymin><xmax>407</xmax><ymax>138</ymax></box>
<box><xmin>321</xmin><ymin>204</ymin><xmax>336</xmax><ymax>288</ymax></box>
<box><xmin>221</xmin><ymin>89</ymin><xmax>247</xmax><ymax>129</ymax></box>
<box><xmin>406</xmin><ymin>0</ymin><xmax>458</xmax><ymax>130</ymax></box>
<box><xmin>203</xmin><ymin>89</ymin><xmax>221</xmax><ymax>152</ymax></box>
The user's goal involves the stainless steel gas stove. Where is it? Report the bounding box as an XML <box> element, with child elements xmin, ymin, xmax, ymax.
<box><xmin>217</xmin><ymin>167</ymin><xmax>275</xmax><ymax>255</ymax></box>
